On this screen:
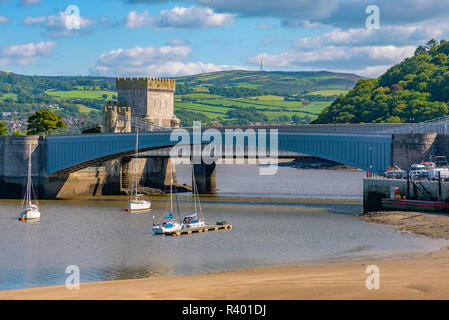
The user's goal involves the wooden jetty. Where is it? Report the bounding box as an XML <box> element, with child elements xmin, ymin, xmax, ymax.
<box><xmin>163</xmin><ymin>224</ymin><xmax>232</xmax><ymax>237</ymax></box>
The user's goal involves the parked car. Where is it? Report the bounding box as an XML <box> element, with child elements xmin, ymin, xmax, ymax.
<box><xmin>384</xmin><ymin>169</ymin><xmax>407</xmax><ymax>179</ymax></box>
<box><xmin>428</xmin><ymin>168</ymin><xmax>449</xmax><ymax>180</ymax></box>
<box><xmin>409</xmin><ymin>169</ymin><xmax>427</xmax><ymax>179</ymax></box>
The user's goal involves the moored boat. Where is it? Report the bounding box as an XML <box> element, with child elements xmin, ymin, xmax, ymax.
<box><xmin>152</xmin><ymin>213</ymin><xmax>182</xmax><ymax>234</ymax></box>
<box><xmin>19</xmin><ymin>142</ymin><xmax>40</xmax><ymax>221</ymax></box>
<box><xmin>125</xmin><ymin>128</ymin><xmax>151</xmax><ymax>212</ymax></box>
<box><xmin>381</xmin><ymin>198</ymin><xmax>449</xmax><ymax>212</ymax></box>
<box><xmin>182</xmin><ymin>166</ymin><xmax>205</xmax><ymax>229</ymax></box>
<box><xmin>152</xmin><ymin>160</ymin><xmax>182</xmax><ymax>234</ymax></box>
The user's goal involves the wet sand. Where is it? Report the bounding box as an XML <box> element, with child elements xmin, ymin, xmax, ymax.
<box><xmin>2</xmin><ymin>211</ymin><xmax>449</xmax><ymax>300</ymax></box>
<box><xmin>358</xmin><ymin>211</ymin><xmax>449</xmax><ymax>240</ymax></box>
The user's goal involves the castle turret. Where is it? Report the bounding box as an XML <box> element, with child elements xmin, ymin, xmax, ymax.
<box><xmin>103</xmin><ymin>101</ymin><xmax>131</xmax><ymax>133</ymax></box>
<box><xmin>115</xmin><ymin>77</ymin><xmax>179</xmax><ymax>128</ymax></box>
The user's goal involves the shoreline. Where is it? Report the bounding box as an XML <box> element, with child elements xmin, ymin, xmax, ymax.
<box><xmin>1</xmin><ymin>248</ymin><xmax>449</xmax><ymax>299</ymax></box>
<box><xmin>1</xmin><ymin>210</ymin><xmax>449</xmax><ymax>299</ymax></box>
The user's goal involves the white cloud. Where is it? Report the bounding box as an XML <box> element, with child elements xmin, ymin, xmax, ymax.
<box><xmin>90</xmin><ymin>44</ymin><xmax>248</xmax><ymax>77</ymax></box>
<box><xmin>249</xmin><ymin>17</ymin><xmax>449</xmax><ymax>78</ymax></box>
<box><xmin>19</xmin><ymin>0</ymin><xmax>42</xmax><ymax>6</ymax></box>
<box><xmin>199</xmin><ymin>0</ymin><xmax>336</xmax><ymax>20</ymax></box>
<box><xmin>0</xmin><ymin>41</ymin><xmax>56</xmax><ymax>66</ymax></box>
<box><xmin>23</xmin><ymin>12</ymin><xmax>96</xmax><ymax>38</ymax></box>
<box><xmin>293</xmin><ymin>23</ymin><xmax>449</xmax><ymax>48</ymax></box>
<box><xmin>126</xmin><ymin>6</ymin><xmax>235</xmax><ymax>29</ymax></box>
<box><xmin>125</xmin><ymin>0</ymin><xmax>449</xmax><ymax>29</ymax></box>
<box><xmin>0</xmin><ymin>16</ymin><xmax>10</xmax><ymax>24</ymax></box>
<box><xmin>334</xmin><ymin>65</ymin><xmax>393</xmax><ymax>78</ymax></box>
<box><xmin>248</xmin><ymin>45</ymin><xmax>415</xmax><ymax>77</ymax></box>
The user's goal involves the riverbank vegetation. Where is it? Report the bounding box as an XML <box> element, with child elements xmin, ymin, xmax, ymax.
<box><xmin>314</xmin><ymin>40</ymin><xmax>449</xmax><ymax>124</ymax></box>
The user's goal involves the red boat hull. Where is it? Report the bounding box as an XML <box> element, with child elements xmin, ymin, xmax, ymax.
<box><xmin>382</xmin><ymin>198</ymin><xmax>449</xmax><ymax>212</ymax></box>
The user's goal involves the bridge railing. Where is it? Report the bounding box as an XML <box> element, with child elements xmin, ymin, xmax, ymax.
<box><xmin>376</xmin><ymin>122</ymin><xmax>449</xmax><ymax>134</ymax></box>
<box><xmin>117</xmin><ymin>114</ymin><xmax>170</xmax><ymax>132</ymax></box>
<box><xmin>49</xmin><ymin>114</ymin><xmax>449</xmax><ymax>135</ymax></box>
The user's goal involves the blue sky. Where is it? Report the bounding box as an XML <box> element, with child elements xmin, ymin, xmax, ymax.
<box><xmin>0</xmin><ymin>0</ymin><xmax>448</xmax><ymax>78</ymax></box>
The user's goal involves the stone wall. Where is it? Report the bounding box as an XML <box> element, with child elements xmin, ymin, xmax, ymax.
<box><xmin>391</xmin><ymin>133</ymin><xmax>437</xmax><ymax>169</ymax></box>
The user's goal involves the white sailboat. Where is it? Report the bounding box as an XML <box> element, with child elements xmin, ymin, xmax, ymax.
<box><xmin>182</xmin><ymin>166</ymin><xmax>205</xmax><ymax>229</ymax></box>
<box><xmin>19</xmin><ymin>142</ymin><xmax>40</xmax><ymax>221</ymax></box>
<box><xmin>126</xmin><ymin>128</ymin><xmax>151</xmax><ymax>212</ymax></box>
<box><xmin>152</xmin><ymin>161</ymin><xmax>182</xmax><ymax>234</ymax></box>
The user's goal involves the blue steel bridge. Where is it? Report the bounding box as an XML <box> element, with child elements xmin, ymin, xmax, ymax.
<box><xmin>43</xmin><ymin>123</ymin><xmax>417</xmax><ymax>175</ymax></box>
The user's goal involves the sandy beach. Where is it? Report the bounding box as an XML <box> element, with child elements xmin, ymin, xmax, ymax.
<box><xmin>2</xmin><ymin>211</ymin><xmax>449</xmax><ymax>300</ymax></box>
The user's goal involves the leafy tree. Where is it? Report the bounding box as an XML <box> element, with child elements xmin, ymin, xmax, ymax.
<box><xmin>27</xmin><ymin>109</ymin><xmax>67</xmax><ymax>135</ymax></box>
<box><xmin>81</xmin><ymin>126</ymin><xmax>101</xmax><ymax>134</ymax></box>
<box><xmin>11</xmin><ymin>129</ymin><xmax>23</xmax><ymax>136</ymax></box>
<box><xmin>313</xmin><ymin>40</ymin><xmax>449</xmax><ymax>124</ymax></box>
<box><xmin>0</xmin><ymin>121</ymin><xmax>7</xmax><ymax>136</ymax></box>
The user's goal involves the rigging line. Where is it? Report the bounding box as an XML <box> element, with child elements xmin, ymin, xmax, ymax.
<box><xmin>175</xmin><ymin>184</ymin><xmax>181</xmax><ymax>223</ymax></box>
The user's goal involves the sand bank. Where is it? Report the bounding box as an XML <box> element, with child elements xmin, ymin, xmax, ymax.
<box><xmin>1</xmin><ymin>250</ymin><xmax>449</xmax><ymax>299</ymax></box>
<box><xmin>2</xmin><ymin>211</ymin><xmax>449</xmax><ymax>300</ymax></box>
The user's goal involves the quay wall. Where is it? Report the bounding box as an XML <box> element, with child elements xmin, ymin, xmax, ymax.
<box><xmin>363</xmin><ymin>178</ymin><xmax>449</xmax><ymax>212</ymax></box>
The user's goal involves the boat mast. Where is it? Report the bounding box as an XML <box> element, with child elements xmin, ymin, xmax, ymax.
<box><xmin>192</xmin><ymin>166</ymin><xmax>197</xmax><ymax>214</ymax></box>
<box><xmin>26</xmin><ymin>141</ymin><xmax>32</xmax><ymax>207</ymax></box>
<box><xmin>135</xmin><ymin>128</ymin><xmax>139</xmax><ymax>199</ymax></box>
<box><xmin>192</xmin><ymin>166</ymin><xmax>203</xmax><ymax>221</ymax></box>
<box><xmin>170</xmin><ymin>159</ymin><xmax>173</xmax><ymax>216</ymax></box>
<box><xmin>130</xmin><ymin>128</ymin><xmax>138</xmax><ymax>201</ymax></box>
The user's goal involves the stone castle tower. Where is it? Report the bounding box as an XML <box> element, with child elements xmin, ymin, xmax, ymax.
<box><xmin>103</xmin><ymin>101</ymin><xmax>131</xmax><ymax>133</ymax></box>
<box><xmin>115</xmin><ymin>77</ymin><xmax>180</xmax><ymax>128</ymax></box>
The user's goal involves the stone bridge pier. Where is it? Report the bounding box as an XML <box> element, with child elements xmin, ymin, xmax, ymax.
<box><xmin>0</xmin><ymin>136</ymin><xmax>181</xmax><ymax>199</ymax></box>
<box><xmin>193</xmin><ymin>161</ymin><xmax>217</xmax><ymax>194</ymax></box>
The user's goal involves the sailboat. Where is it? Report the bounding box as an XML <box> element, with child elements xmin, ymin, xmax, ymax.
<box><xmin>152</xmin><ymin>160</ymin><xmax>182</xmax><ymax>234</ymax></box>
<box><xmin>182</xmin><ymin>166</ymin><xmax>205</xmax><ymax>229</ymax></box>
<box><xmin>19</xmin><ymin>142</ymin><xmax>40</xmax><ymax>221</ymax></box>
<box><xmin>125</xmin><ymin>128</ymin><xmax>151</xmax><ymax>212</ymax></box>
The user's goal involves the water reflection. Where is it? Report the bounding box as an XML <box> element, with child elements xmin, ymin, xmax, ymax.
<box><xmin>0</xmin><ymin>167</ymin><xmax>448</xmax><ymax>290</ymax></box>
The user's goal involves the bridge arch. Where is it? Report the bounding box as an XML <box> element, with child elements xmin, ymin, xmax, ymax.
<box><xmin>44</xmin><ymin>131</ymin><xmax>392</xmax><ymax>175</ymax></box>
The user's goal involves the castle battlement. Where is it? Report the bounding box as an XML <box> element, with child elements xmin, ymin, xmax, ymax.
<box><xmin>103</xmin><ymin>104</ymin><xmax>131</xmax><ymax>116</ymax></box>
<box><xmin>111</xmin><ymin>76</ymin><xmax>179</xmax><ymax>128</ymax></box>
<box><xmin>103</xmin><ymin>104</ymin><xmax>131</xmax><ymax>133</ymax></box>
<box><xmin>116</xmin><ymin>77</ymin><xmax>176</xmax><ymax>91</ymax></box>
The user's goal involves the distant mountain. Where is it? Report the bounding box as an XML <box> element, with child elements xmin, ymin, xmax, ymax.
<box><xmin>0</xmin><ymin>69</ymin><xmax>362</xmax><ymax>127</ymax></box>
<box><xmin>313</xmin><ymin>40</ymin><xmax>449</xmax><ymax>124</ymax></box>
<box><xmin>177</xmin><ymin>70</ymin><xmax>361</xmax><ymax>95</ymax></box>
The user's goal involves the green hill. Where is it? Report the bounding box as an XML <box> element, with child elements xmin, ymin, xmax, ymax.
<box><xmin>313</xmin><ymin>40</ymin><xmax>449</xmax><ymax>124</ymax></box>
<box><xmin>0</xmin><ymin>70</ymin><xmax>361</xmax><ymax>127</ymax></box>
<box><xmin>174</xmin><ymin>70</ymin><xmax>360</xmax><ymax>125</ymax></box>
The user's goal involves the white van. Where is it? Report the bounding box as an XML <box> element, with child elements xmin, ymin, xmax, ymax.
<box><xmin>428</xmin><ymin>168</ymin><xmax>449</xmax><ymax>180</ymax></box>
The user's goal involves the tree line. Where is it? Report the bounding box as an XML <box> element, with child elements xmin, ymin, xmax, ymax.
<box><xmin>314</xmin><ymin>39</ymin><xmax>449</xmax><ymax>124</ymax></box>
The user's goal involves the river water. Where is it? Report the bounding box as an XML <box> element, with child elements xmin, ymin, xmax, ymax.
<box><xmin>0</xmin><ymin>165</ymin><xmax>447</xmax><ymax>290</ymax></box>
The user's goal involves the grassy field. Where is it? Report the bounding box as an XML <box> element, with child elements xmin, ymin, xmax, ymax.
<box><xmin>45</xmin><ymin>89</ymin><xmax>116</xmax><ymax>100</ymax></box>
<box><xmin>306</xmin><ymin>89</ymin><xmax>349</xmax><ymax>96</ymax></box>
<box><xmin>174</xmin><ymin>97</ymin><xmax>330</xmax><ymax>122</ymax></box>
<box><xmin>0</xmin><ymin>93</ymin><xmax>18</xmax><ymax>100</ymax></box>
<box><xmin>77</xmin><ymin>104</ymin><xmax>97</xmax><ymax>113</ymax></box>
<box><xmin>33</xmin><ymin>70</ymin><xmax>357</xmax><ymax>125</ymax></box>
